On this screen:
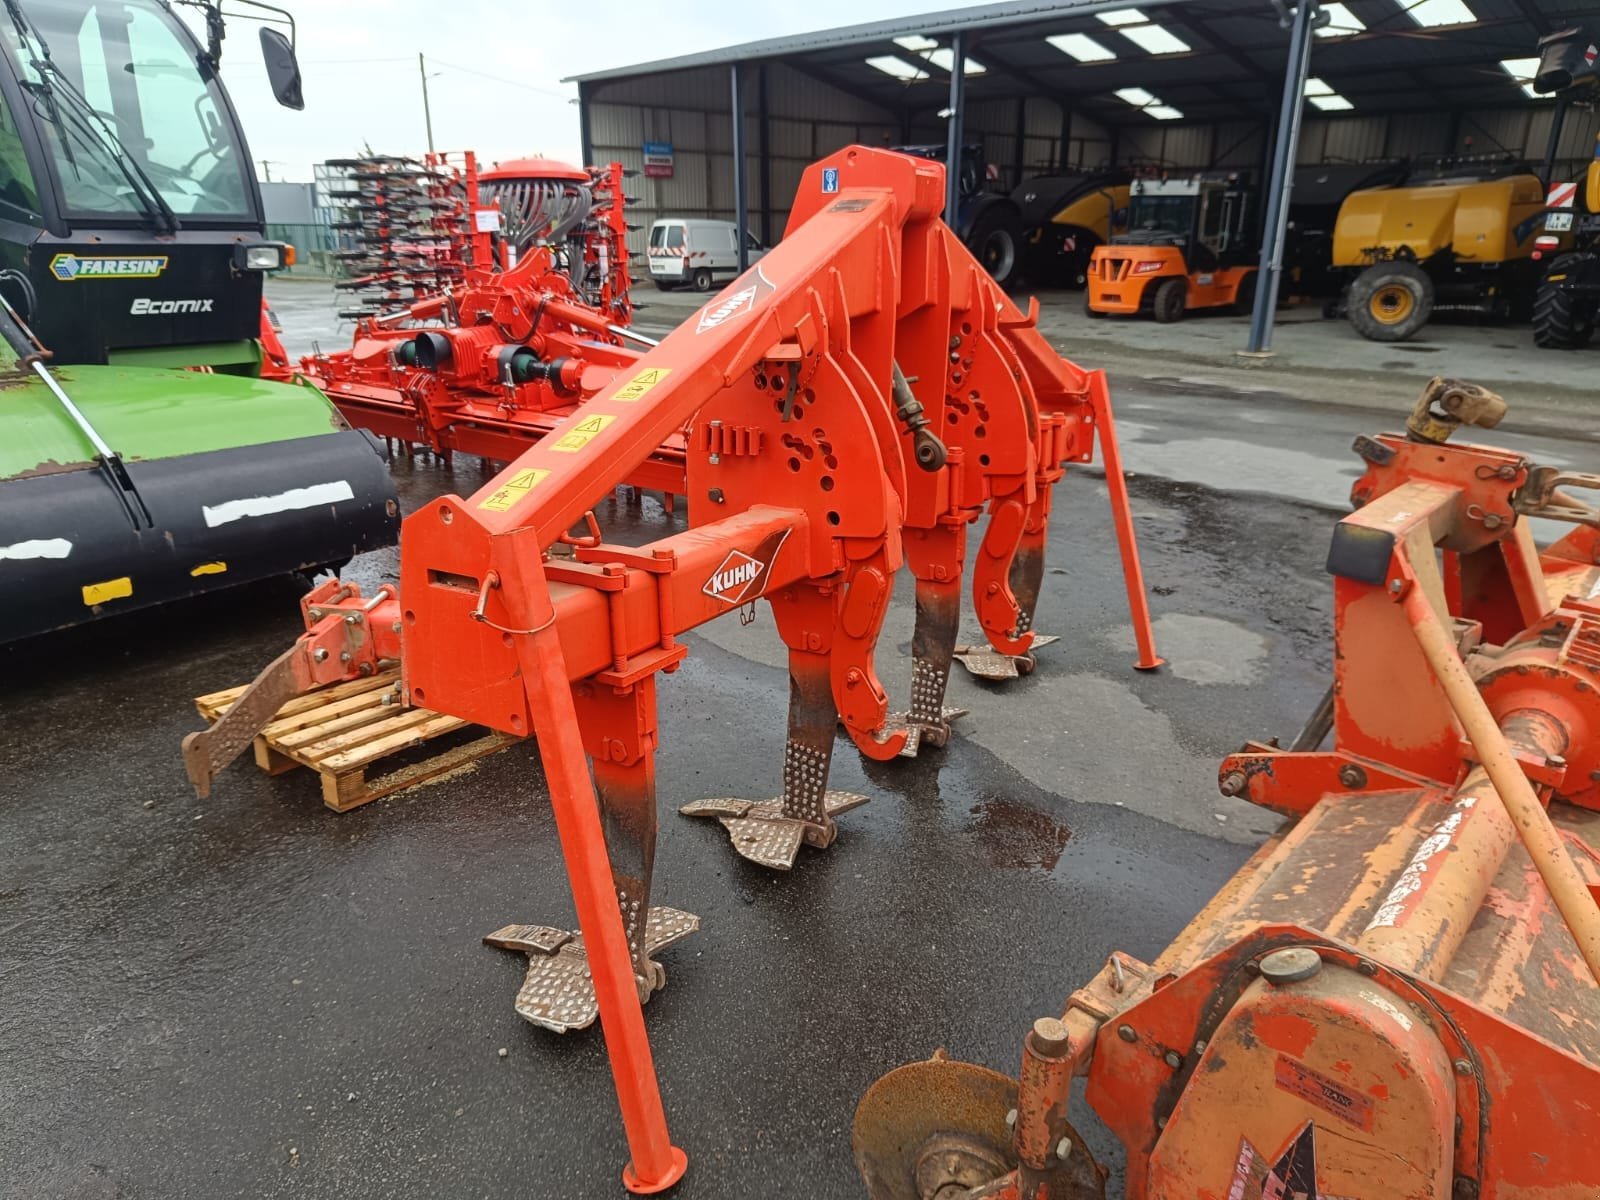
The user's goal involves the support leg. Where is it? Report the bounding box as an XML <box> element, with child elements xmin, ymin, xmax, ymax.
<box><xmin>491</xmin><ymin>555</ymin><xmax>686</xmax><ymax>1193</ymax></box>
<box><xmin>1089</xmin><ymin>371</ymin><xmax>1163</xmax><ymax>671</ymax></box>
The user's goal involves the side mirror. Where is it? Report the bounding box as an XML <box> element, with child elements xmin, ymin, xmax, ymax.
<box><xmin>260</xmin><ymin>27</ymin><xmax>303</xmax><ymax>110</ymax></box>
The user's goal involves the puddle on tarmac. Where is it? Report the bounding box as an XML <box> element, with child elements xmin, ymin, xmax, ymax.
<box><xmin>964</xmin><ymin>796</ymin><xmax>1072</xmax><ymax>870</ymax></box>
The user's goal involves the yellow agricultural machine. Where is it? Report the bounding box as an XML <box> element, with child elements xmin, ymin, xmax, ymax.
<box><xmin>1012</xmin><ymin>168</ymin><xmax>1131</xmax><ymax>287</ymax></box>
<box><xmin>1334</xmin><ymin>160</ymin><xmax>1552</xmax><ymax>341</ymax></box>
<box><xmin>857</xmin><ymin>381</ymin><xmax>1600</xmax><ymax>1200</ymax></box>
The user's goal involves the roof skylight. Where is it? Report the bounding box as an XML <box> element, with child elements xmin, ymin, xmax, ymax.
<box><xmin>1305</xmin><ymin>77</ymin><xmax>1355</xmax><ymax>110</ymax></box>
<box><xmin>1402</xmin><ymin>0</ymin><xmax>1477</xmax><ymax>29</ymax></box>
<box><xmin>1500</xmin><ymin>56</ymin><xmax>1547</xmax><ymax>99</ymax></box>
<box><xmin>1118</xmin><ymin>24</ymin><xmax>1191</xmax><ymax>55</ymax></box>
<box><xmin>893</xmin><ymin>34</ymin><xmax>937</xmax><ymax>52</ymax></box>
<box><xmin>866</xmin><ymin>56</ymin><xmax>926</xmax><ymax>81</ymax></box>
<box><xmin>1094</xmin><ymin>7</ymin><xmax>1190</xmax><ymax>56</ymax></box>
<box><xmin>1314</xmin><ymin>3</ymin><xmax>1366</xmax><ymax>37</ymax></box>
<box><xmin>927</xmin><ymin>47</ymin><xmax>986</xmax><ymax>75</ymax></box>
<box><xmin>1115</xmin><ymin>86</ymin><xmax>1182</xmax><ymax>120</ymax></box>
<box><xmin>1047</xmin><ymin>32</ymin><xmax>1118</xmax><ymax>62</ymax></box>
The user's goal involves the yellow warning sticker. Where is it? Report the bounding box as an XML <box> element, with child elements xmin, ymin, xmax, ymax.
<box><xmin>190</xmin><ymin>561</ymin><xmax>228</xmax><ymax>577</ymax></box>
<box><xmin>478</xmin><ymin>467</ymin><xmax>551</xmax><ymax>513</ymax></box>
<box><xmin>613</xmin><ymin>367</ymin><xmax>670</xmax><ymax>402</ymax></box>
<box><xmin>82</xmin><ymin>576</ymin><xmax>133</xmax><ymax>606</ymax></box>
<box><xmin>550</xmin><ymin>412</ymin><xmax>617</xmax><ymax>453</ymax></box>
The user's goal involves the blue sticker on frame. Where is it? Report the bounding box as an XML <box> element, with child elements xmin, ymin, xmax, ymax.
<box><xmin>821</xmin><ymin>167</ymin><xmax>840</xmax><ymax>194</ymax></box>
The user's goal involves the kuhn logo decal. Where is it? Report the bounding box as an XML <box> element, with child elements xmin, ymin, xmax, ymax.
<box><xmin>131</xmin><ymin>297</ymin><xmax>214</xmax><ymax>315</ymax></box>
<box><xmin>695</xmin><ymin>265</ymin><xmax>776</xmax><ymax>334</ymax></box>
<box><xmin>50</xmin><ymin>253</ymin><xmax>168</xmax><ymax>281</ymax></box>
<box><xmin>701</xmin><ymin>529</ymin><xmax>790</xmax><ymax>606</ymax></box>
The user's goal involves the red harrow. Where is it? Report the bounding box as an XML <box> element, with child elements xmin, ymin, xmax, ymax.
<box><xmin>303</xmin><ymin>154</ymin><xmax>667</xmax><ymax>484</ymax></box>
<box><xmin>184</xmin><ymin>146</ymin><xmax>1162</xmax><ymax>1193</ymax></box>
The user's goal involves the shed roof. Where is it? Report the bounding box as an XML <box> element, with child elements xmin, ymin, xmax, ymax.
<box><xmin>569</xmin><ymin>0</ymin><xmax>1600</xmax><ymax>128</ymax></box>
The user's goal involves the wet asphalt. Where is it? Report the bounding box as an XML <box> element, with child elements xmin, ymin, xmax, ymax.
<box><xmin>2</xmin><ymin>282</ymin><xmax>1587</xmax><ymax>1199</ymax></box>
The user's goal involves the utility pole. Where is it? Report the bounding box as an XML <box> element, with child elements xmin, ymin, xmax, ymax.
<box><xmin>260</xmin><ymin>159</ymin><xmax>272</xmax><ymax>182</ymax></box>
<box><xmin>419</xmin><ymin>52</ymin><xmax>435</xmax><ymax>154</ymax></box>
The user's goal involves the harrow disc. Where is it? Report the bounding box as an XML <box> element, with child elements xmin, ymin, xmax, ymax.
<box><xmin>853</xmin><ymin>1055</ymin><xmax>1104</xmax><ymax>1200</ymax></box>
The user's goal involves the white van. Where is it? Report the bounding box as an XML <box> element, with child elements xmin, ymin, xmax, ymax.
<box><xmin>647</xmin><ymin>219</ymin><xmax>767</xmax><ymax>291</ymax></box>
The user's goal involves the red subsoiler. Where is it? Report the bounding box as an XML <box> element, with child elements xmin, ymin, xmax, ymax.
<box><xmin>183</xmin><ymin>146</ymin><xmax>1163</xmax><ymax>1191</ymax></box>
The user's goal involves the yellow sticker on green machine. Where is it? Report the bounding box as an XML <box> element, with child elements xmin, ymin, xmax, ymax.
<box><xmin>478</xmin><ymin>468</ymin><xmax>551</xmax><ymax>513</ymax></box>
<box><xmin>613</xmin><ymin>367</ymin><xmax>670</xmax><ymax>402</ymax></box>
<box><xmin>550</xmin><ymin>413</ymin><xmax>617</xmax><ymax>453</ymax></box>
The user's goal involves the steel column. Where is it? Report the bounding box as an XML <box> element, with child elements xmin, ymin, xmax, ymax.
<box><xmin>758</xmin><ymin>64</ymin><xmax>773</xmax><ymax>245</ymax></box>
<box><xmin>1013</xmin><ymin>97</ymin><xmax>1027</xmax><ymax>188</ymax></box>
<box><xmin>732</xmin><ymin>65</ymin><xmax>749</xmax><ymax>273</ymax></box>
<box><xmin>1245</xmin><ymin>0</ymin><xmax>1321</xmax><ymax>355</ymax></box>
<box><xmin>1057</xmin><ymin>100</ymin><xmax>1073</xmax><ymax>170</ymax></box>
<box><xmin>945</xmin><ymin>31</ymin><xmax>966</xmax><ymax>224</ymax></box>
<box><xmin>578</xmin><ymin>80</ymin><xmax>595</xmax><ymax>169</ymax></box>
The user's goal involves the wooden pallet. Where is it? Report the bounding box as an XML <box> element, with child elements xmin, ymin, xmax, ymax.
<box><xmin>194</xmin><ymin>670</ymin><xmax>522</xmax><ymax>812</ymax></box>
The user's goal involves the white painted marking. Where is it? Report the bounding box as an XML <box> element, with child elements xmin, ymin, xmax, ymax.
<box><xmin>0</xmin><ymin>537</ymin><xmax>72</xmax><ymax>560</ymax></box>
<box><xmin>202</xmin><ymin>480</ymin><xmax>355</xmax><ymax>528</ymax></box>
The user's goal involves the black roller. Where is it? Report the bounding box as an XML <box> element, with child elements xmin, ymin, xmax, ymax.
<box><xmin>413</xmin><ymin>330</ymin><xmax>452</xmax><ymax>370</ymax></box>
<box><xmin>0</xmin><ymin>431</ymin><xmax>399</xmax><ymax>643</ymax></box>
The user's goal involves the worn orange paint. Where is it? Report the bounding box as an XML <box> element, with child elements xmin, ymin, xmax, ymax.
<box><xmin>1010</xmin><ymin>414</ymin><xmax>1600</xmax><ymax>1199</ymax></box>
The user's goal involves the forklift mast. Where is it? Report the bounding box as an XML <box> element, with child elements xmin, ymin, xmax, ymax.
<box><xmin>0</xmin><ymin>0</ymin><xmax>300</xmax><ymax>371</ymax></box>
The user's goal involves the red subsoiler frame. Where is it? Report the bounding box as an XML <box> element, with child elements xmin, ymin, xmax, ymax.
<box><xmin>184</xmin><ymin>146</ymin><xmax>1162</xmax><ymax>1192</ymax></box>
<box><xmin>856</xmin><ymin>381</ymin><xmax>1600</xmax><ymax>1200</ymax></box>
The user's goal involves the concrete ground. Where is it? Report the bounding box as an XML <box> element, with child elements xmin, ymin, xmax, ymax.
<box><xmin>0</xmin><ymin>277</ymin><xmax>1591</xmax><ymax>1199</ymax></box>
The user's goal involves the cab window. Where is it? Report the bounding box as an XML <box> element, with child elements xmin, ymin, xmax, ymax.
<box><xmin>0</xmin><ymin>0</ymin><xmax>253</xmax><ymax>221</ymax></box>
<box><xmin>0</xmin><ymin>86</ymin><xmax>42</xmax><ymax>221</ymax></box>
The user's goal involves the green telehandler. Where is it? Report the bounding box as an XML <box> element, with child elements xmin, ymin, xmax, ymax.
<box><xmin>0</xmin><ymin>0</ymin><xmax>397</xmax><ymax>642</ymax></box>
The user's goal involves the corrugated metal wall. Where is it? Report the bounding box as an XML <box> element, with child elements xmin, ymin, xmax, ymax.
<box><xmin>585</xmin><ymin>64</ymin><xmax>1600</xmax><ymax>258</ymax></box>
<box><xmin>588</xmin><ymin>63</ymin><xmax>900</xmax><ymax>255</ymax></box>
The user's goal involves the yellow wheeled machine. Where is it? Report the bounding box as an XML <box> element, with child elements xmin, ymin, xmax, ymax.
<box><xmin>857</xmin><ymin>382</ymin><xmax>1600</xmax><ymax>1200</ymax></box>
<box><xmin>1335</xmin><ymin>161</ymin><xmax>1553</xmax><ymax>341</ymax></box>
<box><xmin>1012</xmin><ymin>169</ymin><xmax>1130</xmax><ymax>288</ymax></box>
<box><xmin>1086</xmin><ymin>175</ymin><xmax>1257</xmax><ymax>323</ymax></box>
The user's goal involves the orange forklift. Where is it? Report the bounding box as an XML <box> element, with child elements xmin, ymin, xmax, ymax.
<box><xmin>1087</xmin><ymin>173</ymin><xmax>1258</xmax><ymax>322</ymax></box>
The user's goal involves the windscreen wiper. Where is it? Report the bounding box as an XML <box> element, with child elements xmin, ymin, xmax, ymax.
<box><xmin>2</xmin><ymin>0</ymin><xmax>179</xmax><ymax>233</ymax></box>
<box><xmin>0</xmin><ymin>291</ymin><xmax>152</xmax><ymax>531</ymax></box>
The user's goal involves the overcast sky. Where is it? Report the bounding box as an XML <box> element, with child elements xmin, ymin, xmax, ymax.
<box><xmin>202</xmin><ymin>1</ymin><xmax>984</xmax><ymax>182</ymax></box>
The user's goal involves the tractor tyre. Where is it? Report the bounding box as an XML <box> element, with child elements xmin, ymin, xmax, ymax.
<box><xmin>1151</xmin><ymin>277</ymin><xmax>1188</xmax><ymax>324</ymax></box>
<box><xmin>1533</xmin><ymin>258</ymin><xmax>1596</xmax><ymax>349</ymax></box>
<box><xmin>691</xmin><ymin>268</ymin><xmax>714</xmax><ymax>292</ymax></box>
<box><xmin>1347</xmin><ymin>262</ymin><xmax>1434</xmax><ymax>342</ymax></box>
<box><xmin>968</xmin><ymin>206</ymin><xmax>1024</xmax><ymax>289</ymax></box>
<box><xmin>1232</xmin><ymin>270</ymin><xmax>1259</xmax><ymax>316</ymax></box>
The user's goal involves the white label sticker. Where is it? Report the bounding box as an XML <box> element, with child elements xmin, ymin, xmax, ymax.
<box><xmin>0</xmin><ymin>537</ymin><xmax>72</xmax><ymax>560</ymax></box>
<box><xmin>202</xmin><ymin>481</ymin><xmax>356</xmax><ymax>528</ymax></box>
